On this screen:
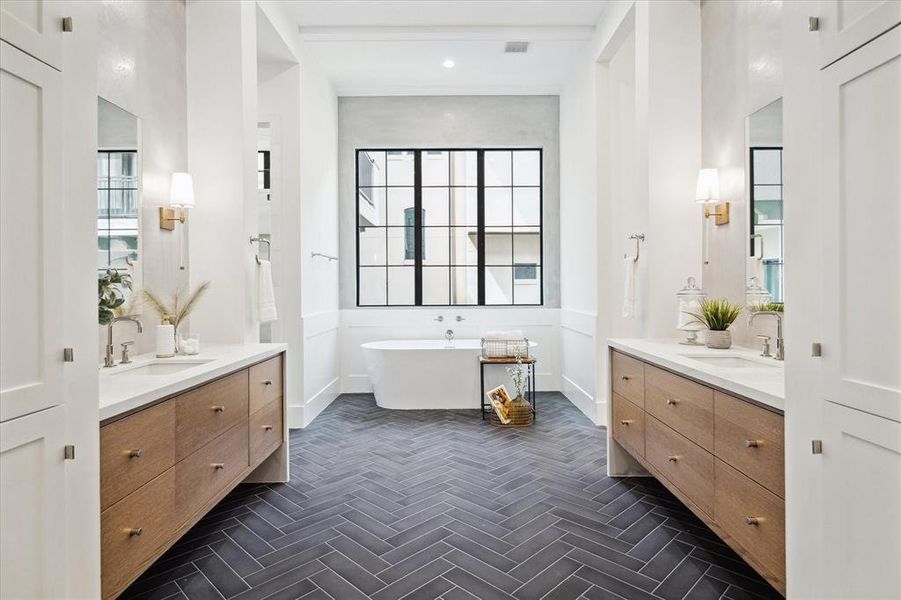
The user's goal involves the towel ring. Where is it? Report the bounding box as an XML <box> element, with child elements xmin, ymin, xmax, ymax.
<box><xmin>625</xmin><ymin>233</ymin><xmax>645</xmax><ymax>262</ymax></box>
<box><xmin>250</xmin><ymin>236</ymin><xmax>271</xmax><ymax>265</ymax></box>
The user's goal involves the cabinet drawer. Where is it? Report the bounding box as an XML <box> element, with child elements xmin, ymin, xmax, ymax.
<box><xmin>714</xmin><ymin>392</ymin><xmax>785</xmax><ymax>497</ymax></box>
<box><xmin>646</xmin><ymin>415</ymin><xmax>714</xmax><ymax>516</ymax></box>
<box><xmin>645</xmin><ymin>364</ymin><xmax>714</xmax><ymax>451</ymax></box>
<box><xmin>250</xmin><ymin>398</ymin><xmax>283</xmax><ymax>465</ymax></box>
<box><xmin>715</xmin><ymin>459</ymin><xmax>785</xmax><ymax>588</ymax></box>
<box><xmin>100</xmin><ymin>401</ymin><xmax>176</xmax><ymax>511</ymax></box>
<box><xmin>611</xmin><ymin>351</ymin><xmax>644</xmax><ymax>408</ymax></box>
<box><xmin>176</xmin><ymin>420</ymin><xmax>249</xmax><ymax>523</ymax></box>
<box><xmin>101</xmin><ymin>469</ymin><xmax>176</xmax><ymax>598</ymax></box>
<box><xmin>175</xmin><ymin>370</ymin><xmax>249</xmax><ymax>460</ymax></box>
<box><xmin>611</xmin><ymin>393</ymin><xmax>644</xmax><ymax>457</ymax></box>
<box><xmin>249</xmin><ymin>354</ymin><xmax>283</xmax><ymax>414</ymax></box>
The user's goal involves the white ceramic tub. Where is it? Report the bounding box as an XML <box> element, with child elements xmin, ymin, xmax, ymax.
<box><xmin>361</xmin><ymin>339</ymin><xmax>536</xmax><ymax>410</ymax></box>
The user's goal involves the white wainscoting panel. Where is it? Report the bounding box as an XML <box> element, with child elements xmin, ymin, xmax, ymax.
<box><xmin>293</xmin><ymin>310</ymin><xmax>339</xmax><ymax>428</ymax></box>
<box><xmin>560</xmin><ymin>308</ymin><xmax>602</xmax><ymax>425</ymax></box>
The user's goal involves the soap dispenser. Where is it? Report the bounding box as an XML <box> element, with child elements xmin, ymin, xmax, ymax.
<box><xmin>156</xmin><ymin>316</ymin><xmax>176</xmax><ymax>358</ymax></box>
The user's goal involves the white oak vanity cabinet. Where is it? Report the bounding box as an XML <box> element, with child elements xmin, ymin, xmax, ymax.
<box><xmin>99</xmin><ymin>354</ymin><xmax>285</xmax><ymax>599</ymax></box>
<box><xmin>610</xmin><ymin>350</ymin><xmax>786</xmax><ymax>595</ymax></box>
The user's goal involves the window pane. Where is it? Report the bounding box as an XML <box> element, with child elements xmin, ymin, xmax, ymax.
<box><xmin>386</xmin><ymin>150</ymin><xmax>414</xmax><ymax>185</ymax></box>
<box><xmin>423</xmin><ymin>228</ymin><xmax>450</xmax><ymax>265</ymax></box>
<box><xmin>513</xmin><ymin>187</ymin><xmax>540</xmax><ymax>226</ymax></box>
<box><xmin>450</xmin><ymin>267</ymin><xmax>478</xmax><ymax>305</ymax></box>
<box><xmin>450</xmin><ymin>227</ymin><xmax>478</xmax><ymax>266</ymax></box>
<box><xmin>388</xmin><ymin>267</ymin><xmax>414</xmax><ymax>304</ymax></box>
<box><xmin>422</xmin><ymin>188</ymin><xmax>449</xmax><ymax>226</ymax></box>
<box><xmin>514</xmin><ymin>266</ymin><xmax>541</xmax><ymax>304</ymax></box>
<box><xmin>513</xmin><ymin>231</ymin><xmax>540</xmax><ymax>264</ymax></box>
<box><xmin>485</xmin><ymin>231</ymin><xmax>512</xmax><ymax>264</ymax></box>
<box><xmin>485</xmin><ymin>151</ymin><xmax>511</xmax><ymax>186</ymax></box>
<box><xmin>387</xmin><ymin>227</ymin><xmax>412</xmax><ymax>265</ymax></box>
<box><xmin>423</xmin><ymin>267</ymin><xmax>449</xmax><ymax>305</ymax></box>
<box><xmin>512</xmin><ymin>150</ymin><xmax>540</xmax><ymax>186</ymax></box>
<box><xmin>752</xmin><ymin>149</ymin><xmax>781</xmax><ymax>184</ymax></box>
<box><xmin>449</xmin><ymin>188</ymin><xmax>478</xmax><ymax>226</ymax></box>
<box><xmin>422</xmin><ymin>151</ymin><xmax>449</xmax><ymax>186</ymax></box>
<box><xmin>753</xmin><ymin>185</ymin><xmax>782</xmax><ymax>202</ymax></box>
<box><xmin>451</xmin><ymin>151</ymin><xmax>477</xmax><ymax>185</ymax></box>
<box><xmin>358</xmin><ymin>188</ymin><xmax>386</xmax><ymax>227</ymax></box>
<box><xmin>359</xmin><ymin>267</ymin><xmax>387</xmax><ymax>305</ymax></box>
<box><xmin>386</xmin><ymin>187</ymin><xmax>414</xmax><ymax>225</ymax></box>
<box><xmin>485</xmin><ymin>266</ymin><xmax>513</xmax><ymax>305</ymax></box>
<box><xmin>359</xmin><ymin>227</ymin><xmax>386</xmax><ymax>265</ymax></box>
<box><xmin>485</xmin><ymin>188</ymin><xmax>512</xmax><ymax>226</ymax></box>
<box><xmin>359</xmin><ymin>151</ymin><xmax>385</xmax><ymax>187</ymax></box>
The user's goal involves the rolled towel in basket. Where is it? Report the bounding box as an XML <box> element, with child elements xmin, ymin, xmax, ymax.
<box><xmin>484</xmin><ymin>330</ymin><xmax>525</xmax><ymax>341</ymax></box>
<box><xmin>482</xmin><ymin>334</ymin><xmax>528</xmax><ymax>358</ymax></box>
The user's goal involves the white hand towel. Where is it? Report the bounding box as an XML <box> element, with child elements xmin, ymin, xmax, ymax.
<box><xmin>622</xmin><ymin>256</ymin><xmax>636</xmax><ymax>319</ymax></box>
<box><xmin>257</xmin><ymin>260</ymin><xmax>278</xmax><ymax>323</ymax></box>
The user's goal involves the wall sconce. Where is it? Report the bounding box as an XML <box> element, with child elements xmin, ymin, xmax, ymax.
<box><xmin>159</xmin><ymin>172</ymin><xmax>194</xmax><ymax>230</ymax></box>
<box><xmin>695</xmin><ymin>168</ymin><xmax>729</xmax><ymax>225</ymax></box>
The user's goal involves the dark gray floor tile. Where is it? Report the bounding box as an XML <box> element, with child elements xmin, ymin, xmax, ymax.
<box><xmin>175</xmin><ymin>571</ymin><xmax>225</xmax><ymax>600</ymax></box>
<box><xmin>566</xmin><ymin>547</ymin><xmax>658</xmax><ymax>592</ymax></box>
<box><xmin>639</xmin><ymin>540</ymin><xmax>694</xmax><ymax>581</ymax></box>
<box><xmin>320</xmin><ymin>547</ymin><xmax>387</xmax><ymax>594</ymax></box>
<box><xmin>442</xmin><ymin>549</ymin><xmax>520</xmax><ymax>593</ymax></box>
<box><xmin>576</xmin><ymin>565</ymin><xmax>658</xmax><ymax>600</ymax></box>
<box><xmin>442</xmin><ymin>567</ymin><xmax>514</xmax><ymax>600</ymax></box>
<box><xmin>194</xmin><ymin>553</ymin><xmax>249</xmax><ymax>598</ymax></box>
<box><xmin>628</xmin><ymin>525</ymin><xmax>680</xmax><ymax>562</ymax></box>
<box><xmin>398</xmin><ymin>575</ymin><xmax>455</xmax><ymax>600</ymax></box>
<box><xmin>542</xmin><ymin>574</ymin><xmax>593</xmax><ymax>600</ymax></box>
<box><xmin>378</xmin><ymin>542</ymin><xmax>452</xmax><ymax>584</ymax></box>
<box><xmin>444</xmin><ymin>519</ymin><xmax>514</xmax><ymax>555</ymax></box>
<box><xmin>310</xmin><ymin>566</ymin><xmax>370</xmax><ymax>600</ymax></box>
<box><xmin>372</xmin><ymin>558</ymin><xmax>454</xmax><ymax>600</ymax></box>
<box><xmin>561</xmin><ymin>533</ymin><xmax>646</xmax><ymax>573</ymax></box>
<box><xmin>653</xmin><ymin>556</ymin><xmax>710</xmax><ymax>600</ymax></box>
<box><xmin>507</xmin><ymin>540</ymin><xmax>573</xmax><ymax>583</ymax></box>
<box><xmin>444</xmin><ymin>534</ymin><xmax>517</xmax><ymax>573</ymax></box>
<box><xmin>513</xmin><ymin>557</ymin><xmax>582</xmax><ymax>600</ymax></box>
<box><xmin>684</xmin><ymin>575</ymin><xmax>730</xmax><ymax>600</ymax></box>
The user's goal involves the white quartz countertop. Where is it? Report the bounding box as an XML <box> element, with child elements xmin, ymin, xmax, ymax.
<box><xmin>99</xmin><ymin>343</ymin><xmax>287</xmax><ymax>422</ymax></box>
<box><xmin>608</xmin><ymin>338</ymin><xmax>784</xmax><ymax>412</ymax></box>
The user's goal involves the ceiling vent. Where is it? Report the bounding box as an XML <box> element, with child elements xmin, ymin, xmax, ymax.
<box><xmin>504</xmin><ymin>41</ymin><xmax>529</xmax><ymax>54</ymax></box>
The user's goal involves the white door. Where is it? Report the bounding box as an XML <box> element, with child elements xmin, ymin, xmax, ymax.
<box><xmin>0</xmin><ymin>0</ymin><xmax>64</xmax><ymax>69</ymax></box>
<box><xmin>0</xmin><ymin>39</ymin><xmax>64</xmax><ymax>423</ymax></box>
<box><xmin>817</xmin><ymin>0</ymin><xmax>901</xmax><ymax>67</ymax></box>
<box><xmin>819</xmin><ymin>25</ymin><xmax>900</xmax><ymax>423</ymax></box>
<box><xmin>0</xmin><ymin>405</ymin><xmax>67</xmax><ymax>599</ymax></box>
<box><xmin>821</xmin><ymin>402</ymin><xmax>901</xmax><ymax>600</ymax></box>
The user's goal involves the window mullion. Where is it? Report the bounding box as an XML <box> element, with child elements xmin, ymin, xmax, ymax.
<box><xmin>477</xmin><ymin>150</ymin><xmax>485</xmax><ymax>306</ymax></box>
<box><xmin>414</xmin><ymin>151</ymin><xmax>423</xmax><ymax>306</ymax></box>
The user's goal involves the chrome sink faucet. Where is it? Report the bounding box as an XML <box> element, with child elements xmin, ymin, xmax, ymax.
<box><xmin>748</xmin><ymin>311</ymin><xmax>783</xmax><ymax>360</ymax></box>
<box><xmin>105</xmin><ymin>316</ymin><xmax>143</xmax><ymax>368</ymax></box>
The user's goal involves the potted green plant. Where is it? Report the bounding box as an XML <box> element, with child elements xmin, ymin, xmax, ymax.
<box><xmin>684</xmin><ymin>297</ymin><xmax>743</xmax><ymax>349</ymax></box>
<box><xmin>98</xmin><ymin>270</ymin><xmax>132</xmax><ymax>325</ymax></box>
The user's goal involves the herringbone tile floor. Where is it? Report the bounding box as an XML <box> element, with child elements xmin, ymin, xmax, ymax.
<box><xmin>120</xmin><ymin>393</ymin><xmax>781</xmax><ymax>600</ymax></box>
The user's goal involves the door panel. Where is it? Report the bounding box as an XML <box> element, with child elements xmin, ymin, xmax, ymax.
<box><xmin>820</xmin><ymin>26</ymin><xmax>900</xmax><ymax>422</ymax></box>
<box><xmin>818</xmin><ymin>0</ymin><xmax>901</xmax><ymax>67</ymax></box>
<box><xmin>0</xmin><ymin>0</ymin><xmax>63</xmax><ymax>69</ymax></box>
<box><xmin>0</xmin><ymin>40</ymin><xmax>64</xmax><ymax>422</ymax></box>
<box><xmin>0</xmin><ymin>405</ymin><xmax>67</xmax><ymax>599</ymax></box>
<box><xmin>822</xmin><ymin>402</ymin><xmax>901</xmax><ymax>599</ymax></box>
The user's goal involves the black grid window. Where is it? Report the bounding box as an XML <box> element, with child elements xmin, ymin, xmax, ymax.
<box><xmin>97</xmin><ymin>150</ymin><xmax>138</xmax><ymax>271</ymax></box>
<box><xmin>356</xmin><ymin>148</ymin><xmax>543</xmax><ymax>307</ymax></box>
<box><xmin>749</xmin><ymin>147</ymin><xmax>784</xmax><ymax>302</ymax></box>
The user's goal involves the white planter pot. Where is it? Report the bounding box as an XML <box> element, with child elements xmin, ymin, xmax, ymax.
<box><xmin>705</xmin><ymin>330</ymin><xmax>732</xmax><ymax>349</ymax></box>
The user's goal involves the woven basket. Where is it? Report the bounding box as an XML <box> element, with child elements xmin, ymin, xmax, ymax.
<box><xmin>489</xmin><ymin>395</ymin><xmax>534</xmax><ymax>428</ymax></box>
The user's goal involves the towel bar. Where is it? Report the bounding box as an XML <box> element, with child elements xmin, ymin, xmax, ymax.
<box><xmin>250</xmin><ymin>236</ymin><xmax>271</xmax><ymax>265</ymax></box>
<box><xmin>625</xmin><ymin>233</ymin><xmax>645</xmax><ymax>262</ymax></box>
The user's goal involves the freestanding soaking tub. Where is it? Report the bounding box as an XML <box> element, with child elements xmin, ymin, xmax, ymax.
<box><xmin>361</xmin><ymin>339</ymin><xmax>536</xmax><ymax>410</ymax></box>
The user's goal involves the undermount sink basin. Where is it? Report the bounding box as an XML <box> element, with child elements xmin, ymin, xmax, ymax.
<box><xmin>112</xmin><ymin>359</ymin><xmax>213</xmax><ymax>376</ymax></box>
<box><xmin>682</xmin><ymin>355</ymin><xmax>778</xmax><ymax>369</ymax></box>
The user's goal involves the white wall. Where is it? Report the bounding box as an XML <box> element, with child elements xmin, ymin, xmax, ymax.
<box><xmin>96</xmin><ymin>0</ymin><xmax>188</xmax><ymax>358</ymax></box>
<box><xmin>700</xmin><ymin>0</ymin><xmax>783</xmax><ymax>345</ymax></box>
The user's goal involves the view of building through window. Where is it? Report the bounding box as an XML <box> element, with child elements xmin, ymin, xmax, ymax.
<box><xmin>97</xmin><ymin>150</ymin><xmax>138</xmax><ymax>271</ymax></box>
<box><xmin>750</xmin><ymin>147</ymin><xmax>784</xmax><ymax>302</ymax></box>
<box><xmin>357</xmin><ymin>148</ymin><xmax>542</xmax><ymax>306</ymax></box>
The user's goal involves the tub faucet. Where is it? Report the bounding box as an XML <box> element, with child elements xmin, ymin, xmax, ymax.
<box><xmin>105</xmin><ymin>316</ymin><xmax>143</xmax><ymax>368</ymax></box>
<box><xmin>748</xmin><ymin>311</ymin><xmax>783</xmax><ymax>360</ymax></box>
<box><xmin>445</xmin><ymin>329</ymin><xmax>455</xmax><ymax>341</ymax></box>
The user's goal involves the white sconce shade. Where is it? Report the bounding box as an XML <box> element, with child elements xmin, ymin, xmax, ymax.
<box><xmin>169</xmin><ymin>172</ymin><xmax>195</xmax><ymax>208</ymax></box>
<box><xmin>695</xmin><ymin>168</ymin><xmax>721</xmax><ymax>204</ymax></box>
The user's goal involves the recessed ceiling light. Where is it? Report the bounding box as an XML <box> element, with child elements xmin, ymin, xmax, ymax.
<box><xmin>442</xmin><ymin>59</ymin><xmax>455</xmax><ymax>69</ymax></box>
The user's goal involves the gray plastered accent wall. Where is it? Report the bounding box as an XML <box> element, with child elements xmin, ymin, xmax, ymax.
<box><xmin>338</xmin><ymin>95</ymin><xmax>561</xmax><ymax>308</ymax></box>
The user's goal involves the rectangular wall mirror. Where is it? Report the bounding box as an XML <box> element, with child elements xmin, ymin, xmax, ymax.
<box><xmin>97</xmin><ymin>97</ymin><xmax>142</xmax><ymax>289</ymax></box>
<box><xmin>746</xmin><ymin>97</ymin><xmax>783</xmax><ymax>304</ymax></box>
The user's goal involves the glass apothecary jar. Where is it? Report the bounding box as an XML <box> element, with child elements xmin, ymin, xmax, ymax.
<box><xmin>676</xmin><ymin>276</ymin><xmax>706</xmax><ymax>345</ymax></box>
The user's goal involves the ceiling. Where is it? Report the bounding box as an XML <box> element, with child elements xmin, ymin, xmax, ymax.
<box><xmin>277</xmin><ymin>1</ymin><xmax>607</xmax><ymax>96</ymax></box>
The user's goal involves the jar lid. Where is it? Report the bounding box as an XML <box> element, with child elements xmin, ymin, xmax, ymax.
<box><xmin>676</xmin><ymin>276</ymin><xmax>705</xmax><ymax>297</ymax></box>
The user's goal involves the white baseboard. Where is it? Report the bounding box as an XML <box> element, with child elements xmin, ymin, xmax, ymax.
<box><xmin>342</xmin><ymin>373</ymin><xmax>371</xmax><ymax>394</ymax></box>
<box><xmin>289</xmin><ymin>376</ymin><xmax>339</xmax><ymax>429</ymax></box>
<box><xmin>561</xmin><ymin>374</ymin><xmax>599</xmax><ymax>425</ymax></box>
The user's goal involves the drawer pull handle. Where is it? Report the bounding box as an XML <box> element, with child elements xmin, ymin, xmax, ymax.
<box><xmin>126</xmin><ymin>448</ymin><xmax>144</xmax><ymax>458</ymax></box>
<box><xmin>665</xmin><ymin>399</ymin><xmax>679</xmax><ymax>406</ymax></box>
<box><xmin>619</xmin><ymin>419</ymin><xmax>634</xmax><ymax>426</ymax></box>
<box><xmin>211</xmin><ymin>463</ymin><xmax>225</xmax><ymax>470</ymax></box>
<box><xmin>212</xmin><ymin>405</ymin><xmax>225</xmax><ymax>413</ymax></box>
<box><xmin>125</xmin><ymin>527</ymin><xmax>143</xmax><ymax>537</ymax></box>
<box><xmin>666</xmin><ymin>455</ymin><xmax>679</xmax><ymax>462</ymax></box>
<box><xmin>263</xmin><ymin>425</ymin><xmax>273</xmax><ymax>431</ymax></box>
<box><xmin>620</xmin><ymin>375</ymin><xmax>630</xmax><ymax>381</ymax></box>
<box><xmin>745</xmin><ymin>516</ymin><xmax>762</xmax><ymax>526</ymax></box>
<box><xmin>744</xmin><ymin>439</ymin><xmax>763</xmax><ymax>448</ymax></box>
<box><xmin>263</xmin><ymin>380</ymin><xmax>273</xmax><ymax>386</ymax></box>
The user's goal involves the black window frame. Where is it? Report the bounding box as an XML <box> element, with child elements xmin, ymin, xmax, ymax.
<box><xmin>97</xmin><ymin>149</ymin><xmax>139</xmax><ymax>271</ymax></box>
<box><xmin>355</xmin><ymin>147</ymin><xmax>544</xmax><ymax>307</ymax></box>
<box><xmin>748</xmin><ymin>146</ymin><xmax>784</xmax><ymax>302</ymax></box>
